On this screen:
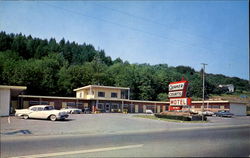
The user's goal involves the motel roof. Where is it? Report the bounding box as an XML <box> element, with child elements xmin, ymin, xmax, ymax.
<box><xmin>17</xmin><ymin>95</ymin><xmax>247</xmax><ymax>105</ymax></box>
<box><xmin>18</xmin><ymin>95</ymin><xmax>78</xmax><ymax>100</ymax></box>
<box><xmin>0</xmin><ymin>85</ymin><xmax>27</xmax><ymax>90</ymax></box>
<box><xmin>73</xmin><ymin>85</ymin><xmax>130</xmax><ymax>91</ymax></box>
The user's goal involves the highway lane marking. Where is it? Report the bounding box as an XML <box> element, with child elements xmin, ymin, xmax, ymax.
<box><xmin>9</xmin><ymin>144</ymin><xmax>144</xmax><ymax>158</ymax></box>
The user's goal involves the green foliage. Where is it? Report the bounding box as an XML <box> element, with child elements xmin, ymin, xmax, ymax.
<box><xmin>155</xmin><ymin>113</ymin><xmax>207</xmax><ymax>121</ymax></box>
<box><xmin>157</xmin><ymin>93</ymin><xmax>168</xmax><ymax>101</ymax></box>
<box><xmin>155</xmin><ymin>113</ymin><xmax>191</xmax><ymax>121</ymax></box>
<box><xmin>0</xmin><ymin>31</ymin><xmax>249</xmax><ymax>99</ymax></box>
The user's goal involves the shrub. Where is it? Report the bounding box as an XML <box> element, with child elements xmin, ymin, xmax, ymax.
<box><xmin>154</xmin><ymin>113</ymin><xmax>207</xmax><ymax>121</ymax></box>
<box><xmin>155</xmin><ymin>113</ymin><xmax>191</xmax><ymax>121</ymax></box>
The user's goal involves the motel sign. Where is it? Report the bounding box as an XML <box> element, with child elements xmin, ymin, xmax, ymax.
<box><xmin>168</xmin><ymin>80</ymin><xmax>191</xmax><ymax>110</ymax></box>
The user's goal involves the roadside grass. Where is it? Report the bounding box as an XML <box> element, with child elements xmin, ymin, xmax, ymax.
<box><xmin>134</xmin><ymin>114</ymin><xmax>209</xmax><ymax>123</ymax></box>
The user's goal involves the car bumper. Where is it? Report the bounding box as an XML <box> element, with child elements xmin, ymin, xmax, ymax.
<box><xmin>15</xmin><ymin>113</ymin><xmax>24</xmax><ymax>117</ymax></box>
<box><xmin>57</xmin><ymin>114</ymin><xmax>69</xmax><ymax>119</ymax></box>
<box><xmin>222</xmin><ymin>115</ymin><xmax>233</xmax><ymax>117</ymax></box>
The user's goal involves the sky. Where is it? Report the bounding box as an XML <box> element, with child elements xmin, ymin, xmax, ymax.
<box><xmin>0</xmin><ymin>1</ymin><xmax>249</xmax><ymax>80</ymax></box>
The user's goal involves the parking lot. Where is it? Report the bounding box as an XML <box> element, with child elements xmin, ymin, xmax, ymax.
<box><xmin>1</xmin><ymin>114</ymin><xmax>250</xmax><ymax>137</ymax></box>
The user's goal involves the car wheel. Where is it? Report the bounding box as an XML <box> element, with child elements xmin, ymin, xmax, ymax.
<box><xmin>23</xmin><ymin>115</ymin><xmax>29</xmax><ymax>119</ymax></box>
<box><xmin>50</xmin><ymin>115</ymin><xmax>57</xmax><ymax>121</ymax></box>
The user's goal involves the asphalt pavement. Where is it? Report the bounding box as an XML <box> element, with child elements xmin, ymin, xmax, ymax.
<box><xmin>1</xmin><ymin>114</ymin><xmax>250</xmax><ymax>157</ymax></box>
<box><xmin>1</xmin><ymin>114</ymin><xmax>250</xmax><ymax>136</ymax></box>
<box><xmin>1</xmin><ymin>125</ymin><xmax>250</xmax><ymax>157</ymax></box>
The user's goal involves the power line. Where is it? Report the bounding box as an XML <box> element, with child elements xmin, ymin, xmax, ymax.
<box><xmin>94</xmin><ymin>3</ymin><xmax>242</xmax><ymax>51</ymax></box>
<box><xmin>40</xmin><ymin>2</ymin><xmax>235</xmax><ymax>55</ymax></box>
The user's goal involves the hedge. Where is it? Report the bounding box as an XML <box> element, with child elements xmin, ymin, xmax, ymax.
<box><xmin>155</xmin><ymin>114</ymin><xmax>207</xmax><ymax>121</ymax></box>
<box><xmin>155</xmin><ymin>113</ymin><xmax>191</xmax><ymax>121</ymax></box>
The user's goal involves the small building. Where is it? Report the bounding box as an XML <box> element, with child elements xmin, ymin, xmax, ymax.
<box><xmin>74</xmin><ymin>85</ymin><xmax>130</xmax><ymax>100</ymax></box>
<box><xmin>73</xmin><ymin>85</ymin><xmax>130</xmax><ymax>112</ymax></box>
<box><xmin>218</xmin><ymin>84</ymin><xmax>235</xmax><ymax>93</ymax></box>
<box><xmin>0</xmin><ymin>85</ymin><xmax>27</xmax><ymax>116</ymax></box>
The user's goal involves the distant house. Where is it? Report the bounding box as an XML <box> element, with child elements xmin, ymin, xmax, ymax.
<box><xmin>218</xmin><ymin>84</ymin><xmax>234</xmax><ymax>93</ymax></box>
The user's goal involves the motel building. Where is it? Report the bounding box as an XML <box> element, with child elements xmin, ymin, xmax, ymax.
<box><xmin>0</xmin><ymin>85</ymin><xmax>247</xmax><ymax>116</ymax></box>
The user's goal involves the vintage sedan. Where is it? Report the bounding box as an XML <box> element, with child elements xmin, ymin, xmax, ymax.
<box><xmin>214</xmin><ymin>110</ymin><xmax>234</xmax><ymax>117</ymax></box>
<box><xmin>60</xmin><ymin>107</ymin><xmax>82</xmax><ymax>114</ymax></box>
<box><xmin>198</xmin><ymin>110</ymin><xmax>214</xmax><ymax>116</ymax></box>
<box><xmin>15</xmin><ymin>105</ymin><xmax>69</xmax><ymax>121</ymax></box>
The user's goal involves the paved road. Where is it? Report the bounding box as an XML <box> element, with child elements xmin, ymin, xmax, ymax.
<box><xmin>1</xmin><ymin>114</ymin><xmax>250</xmax><ymax>136</ymax></box>
<box><xmin>1</xmin><ymin>125</ymin><xmax>250</xmax><ymax>157</ymax></box>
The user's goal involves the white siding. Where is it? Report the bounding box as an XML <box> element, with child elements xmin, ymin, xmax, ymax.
<box><xmin>0</xmin><ymin>89</ymin><xmax>10</xmax><ymax>116</ymax></box>
<box><xmin>230</xmin><ymin>103</ymin><xmax>246</xmax><ymax>116</ymax></box>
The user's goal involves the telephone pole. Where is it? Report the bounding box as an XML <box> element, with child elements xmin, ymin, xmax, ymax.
<box><xmin>201</xmin><ymin>63</ymin><xmax>207</xmax><ymax>121</ymax></box>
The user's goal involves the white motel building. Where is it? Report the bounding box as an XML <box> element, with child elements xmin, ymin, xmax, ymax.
<box><xmin>0</xmin><ymin>85</ymin><xmax>248</xmax><ymax>116</ymax></box>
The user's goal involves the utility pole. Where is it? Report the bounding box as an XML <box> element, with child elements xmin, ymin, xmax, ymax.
<box><xmin>201</xmin><ymin>63</ymin><xmax>207</xmax><ymax>121</ymax></box>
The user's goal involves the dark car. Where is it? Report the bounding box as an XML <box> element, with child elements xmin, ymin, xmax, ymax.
<box><xmin>214</xmin><ymin>110</ymin><xmax>234</xmax><ymax>117</ymax></box>
<box><xmin>83</xmin><ymin>108</ymin><xmax>90</xmax><ymax>114</ymax></box>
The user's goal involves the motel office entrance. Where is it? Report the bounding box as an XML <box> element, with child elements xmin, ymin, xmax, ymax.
<box><xmin>96</xmin><ymin>103</ymin><xmax>120</xmax><ymax>113</ymax></box>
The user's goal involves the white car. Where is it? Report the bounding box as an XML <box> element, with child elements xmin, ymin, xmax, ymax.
<box><xmin>198</xmin><ymin>111</ymin><xmax>214</xmax><ymax>116</ymax></box>
<box><xmin>15</xmin><ymin>105</ymin><xmax>69</xmax><ymax>121</ymax></box>
<box><xmin>60</xmin><ymin>107</ymin><xmax>82</xmax><ymax>114</ymax></box>
<box><xmin>146</xmin><ymin>109</ymin><xmax>153</xmax><ymax>114</ymax></box>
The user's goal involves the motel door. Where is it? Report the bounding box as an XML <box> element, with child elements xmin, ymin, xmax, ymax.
<box><xmin>105</xmin><ymin>104</ymin><xmax>110</xmax><ymax>112</ymax></box>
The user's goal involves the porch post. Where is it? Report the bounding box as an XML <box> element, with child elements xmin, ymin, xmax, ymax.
<box><xmin>121</xmin><ymin>100</ymin><xmax>124</xmax><ymax>112</ymax></box>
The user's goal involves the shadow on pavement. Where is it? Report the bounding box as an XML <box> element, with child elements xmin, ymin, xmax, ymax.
<box><xmin>1</xmin><ymin>129</ymin><xmax>32</xmax><ymax>135</ymax></box>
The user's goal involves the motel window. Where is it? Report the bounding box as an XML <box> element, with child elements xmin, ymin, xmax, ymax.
<box><xmin>41</xmin><ymin>101</ymin><xmax>49</xmax><ymax>105</ymax></box>
<box><xmin>79</xmin><ymin>93</ymin><xmax>82</xmax><ymax>98</ymax></box>
<box><xmin>29</xmin><ymin>101</ymin><xmax>48</xmax><ymax>105</ymax></box>
<box><xmin>97</xmin><ymin>104</ymin><xmax>104</xmax><ymax>109</ymax></box>
<box><xmin>212</xmin><ymin>105</ymin><xmax>220</xmax><ymax>109</ymax></box>
<box><xmin>195</xmin><ymin>105</ymin><xmax>200</xmax><ymax>108</ymax></box>
<box><xmin>76</xmin><ymin>102</ymin><xmax>83</xmax><ymax>106</ymax></box>
<box><xmin>67</xmin><ymin>102</ymin><xmax>76</xmax><ymax>106</ymax></box>
<box><xmin>98</xmin><ymin>92</ymin><xmax>105</xmax><ymax>97</ymax></box>
<box><xmin>111</xmin><ymin>92</ymin><xmax>117</xmax><ymax>98</ymax></box>
<box><xmin>30</xmin><ymin>101</ymin><xmax>39</xmax><ymax>105</ymax></box>
<box><xmin>112</xmin><ymin>104</ymin><xmax>119</xmax><ymax>109</ymax></box>
<box><xmin>121</xmin><ymin>90</ymin><xmax>128</xmax><ymax>99</ymax></box>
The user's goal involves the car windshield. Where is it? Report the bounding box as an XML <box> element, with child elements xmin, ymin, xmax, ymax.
<box><xmin>44</xmin><ymin>106</ymin><xmax>54</xmax><ymax>110</ymax></box>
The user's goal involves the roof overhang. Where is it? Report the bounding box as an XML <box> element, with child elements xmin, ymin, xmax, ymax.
<box><xmin>18</xmin><ymin>95</ymin><xmax>79</xmax><ymax>100</ymax></box>
<box><xmin>74</xmin><ymin>85</ymin><xmax>130</xmax><ymax>91</ymax></box>
<box><xmin>0</xmin><ymin>85</ymin><xmax>27</xmax><ymax>97</ymax></box>
<box><xmin>0</xmin><ymin>85</ymin><xmax>27</xmax><ymax>90</ymax></box>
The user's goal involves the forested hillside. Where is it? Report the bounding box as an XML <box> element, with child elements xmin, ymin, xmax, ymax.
<box><xmin>0</xmin><ymin>31</ymin><xmax>249</xmax><ymax>101</ymax></box>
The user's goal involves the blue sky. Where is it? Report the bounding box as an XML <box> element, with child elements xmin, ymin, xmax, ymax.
<box><xmin>0</xmin><ymin>1</ymin><xmax>249</xmax><ymax>80</ymax></box>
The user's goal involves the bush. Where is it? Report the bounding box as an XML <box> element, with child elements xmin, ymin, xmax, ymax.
<box><xmin>155</xmin><ymin>113</ymin><xmax>207</xmax><ymax>121</ymax></box>
<box><xmin>155</xmin><ymin>113</ymin><xmax>191</xmax><ymax>121</ymax></box>
<box><xmin>191</xmin><ymin>115</ymin><xmax>207</xmax><ymax>121</ymax></box>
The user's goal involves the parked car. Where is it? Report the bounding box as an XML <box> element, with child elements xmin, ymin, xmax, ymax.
<box><xmin>61</xmin><ymin>107</ymin><xmax>82</xmax><ymax>114</ymax></box>
<box><xmin>214</xmin><ymin>110</ymin><xmax>234</xmax><ymax>117</ymax></box>
<box><xmin>146</xmin><ymin>109</ymin><xmax>153</xmax><ymax>114</ymax></box>
<box><xmin>15</xmin><ymin>105</ymin><xmax>69</xmax><ymax>121</ymax></box>
<box><xmin>190</xmin><ymin>109</ymin><xmax>198</xmax><ymax>114</ymax></box>
<box><xmin>198</xmin><ymin>110</ymin><xmax>214</xmax><ymax>116</ymax></box>
<box><xmin>83</xmin><ymin>107</ymin><xmax>90</xmax><ymax>114</ymax></box>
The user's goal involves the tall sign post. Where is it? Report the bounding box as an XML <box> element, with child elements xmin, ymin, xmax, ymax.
<box><xmin>201</xmin><ymin>63</ymin><xmax>208</xmax><ymax>121</ymax></box>
<box><xmin>168</xmin><ymin>80</ymin><xmax>191</xmax><ymax>111</ymax></box>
